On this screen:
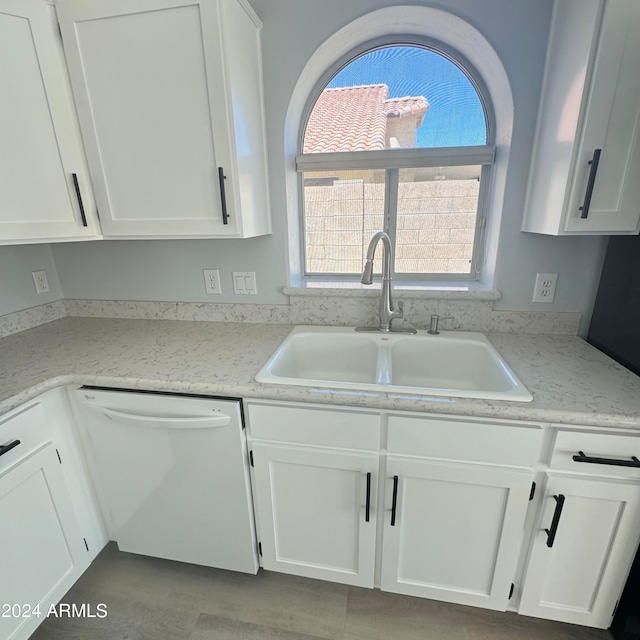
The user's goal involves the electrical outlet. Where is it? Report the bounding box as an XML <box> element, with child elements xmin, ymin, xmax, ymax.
<box><xmin>203</xmin><ymin>269</ymin><xmax>221</xmax><ymax>295</ymax></box>
<box><xmin>32</xmin><ymin>270</ymin><xmax>50</xmax><ymax>294</ymax></box>
<box><xmin>232</xmin><ymin>271</ymin><xmax>257</xmax><ymax>295</ymax></box>
<box><xmin>533</xmin><ymin>273</ymin><xmax>558</xmax><ymax>303</ymax></box>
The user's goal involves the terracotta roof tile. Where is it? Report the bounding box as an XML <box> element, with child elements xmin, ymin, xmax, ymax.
<box><xmin>384</xmin><ymin>96</ymin><xmax>429</xmax><ymax>127</ymax></box>
<box><xmin>303</xmin><ymin>84</ymin><xmax>428</xmax><ymax>154</ymax></box>
<box><xmin>304</xmin><ymin>85</ymin><xmax>389</xmax><ymax>153</ymax></box>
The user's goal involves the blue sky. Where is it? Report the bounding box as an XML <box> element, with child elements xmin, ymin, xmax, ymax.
<box><xmin>326</xmin><ymin>46</ymin><xmax>486</xmax><ymax>148</ymax></box>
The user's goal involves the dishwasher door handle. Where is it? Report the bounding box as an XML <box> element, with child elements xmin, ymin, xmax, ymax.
<box><xmin>85</xmin><ymin>406</ymin><xmax>231</xmax><ymax>429</ymax></box>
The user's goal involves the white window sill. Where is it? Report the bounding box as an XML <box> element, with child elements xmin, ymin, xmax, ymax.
<box><xmin>283</xmin><ymin>281</ymin><xmax>501</xmax><ymax>300</ymax></box>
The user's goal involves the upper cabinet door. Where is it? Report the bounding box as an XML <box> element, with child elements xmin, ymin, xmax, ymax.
<box><xmin>522</xmin><ymin>0</ymin><xmax>640</xmax><ymax>235</ymax></box>
<box><xmin>0</xmin><ymin>0</ymin><xmax>99</xmax><ymax>244</ymax></box>
<box><xmin>564</xmin><ymin>0</ymin><xmax>640</xmax><ymax>233</ymax></box>
<box><xmin>56</xmin><ymin>0</ymin><xmax>271</xmax><ymax>239</ymax></box>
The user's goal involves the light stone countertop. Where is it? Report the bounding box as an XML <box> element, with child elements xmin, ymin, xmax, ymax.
<box><xmin>0</xmin><ymin>317</ymin><xmax>639</xmax><ymax>429</ymax></box>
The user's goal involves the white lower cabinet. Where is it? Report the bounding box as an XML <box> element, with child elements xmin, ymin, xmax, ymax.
<box><xmin>0</xmin><ymin>390</ymin><xmax>101</xmax><ymax>640</ymax></box>
<box><xmin>380</xmin><ymin>456</ymin><xmax>533</xmax><ymax>611</ymax></box>
<box><xmin>0</xmin><ymin>391</ymin><xmax>106</xmax><ymax>640</ymax></box>
<box><xmin>251</xmin><ymin>443</ymin><xmax>378</xmax><ymax>587</ymax></box>
<box><xmin>519</xmin><ymin>474</ymin><xmax>640</xmax><ymax>628</ymax></box>
<box><xmin>246</xmin><ymin>402</ymin><xmax>539</xmax><ymax>610</ymax></box>
<box><xmin>246</xmin><ymin>400</ymin><xmax>640</xmax><ymax>630</ymax></box>
<box><xmin>4</xmin><ymin>390</ymin><xmax>639</xmax><ymax>636</ymax></box>
<box><xmin>0</xmin><ymin>445</ymin><xmax>86</xmax><ymax>640</ymax></box>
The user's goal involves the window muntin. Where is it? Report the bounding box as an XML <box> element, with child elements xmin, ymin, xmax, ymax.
<box><xmin>297</xmin><ymin>44</ymin><xmax>493</xmax><ymax>280</ymax></box>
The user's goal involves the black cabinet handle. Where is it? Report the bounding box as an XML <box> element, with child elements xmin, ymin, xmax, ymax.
<box><xmin>572</xmin><ymin>451</ymin><xmax>640</xmax><ymax>468</ymax></box>
<box><xmin>579</xmin><ymin>148</ymin><xmax>601</xmax><ymax>219</ymax></box>
<box><xmin>218</xmin><ymin>167</ymin><xmax>228</xmax><ymax>225</ymax></box>
<box><xmin>72</xmin><ymin>173</ymin><xmax>88</xmax><ymax>227</ymax></box>
<box><xmin>0</xmin><ymin>439</ymin><xmax>20</xmax><ymax>458</ymax></box>
<box><xmin>545</xmin><ymin>494</ymin><xmax>565</xmax><ymax>548</ymax></box>
<box><xmin>365</xmin><ymin>472</ymin><xmax>371</xmax><ymax>522</ymax></box>
<box><xmin>390</xmin><ymin>475</ymin><xmax>399</xmax><ymax>526</ymax></box>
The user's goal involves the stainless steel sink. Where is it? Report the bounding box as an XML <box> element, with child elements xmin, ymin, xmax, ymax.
<box><xmin>256</xmin><ymin>326</ymin><xmax>533</xmax><ymax>402</ymax></box>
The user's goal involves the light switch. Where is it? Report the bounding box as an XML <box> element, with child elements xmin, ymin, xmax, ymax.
<box><xmin>232</xmin><ymin>271</ymin><xmax>257</xmax><ymax>295</ymax></box>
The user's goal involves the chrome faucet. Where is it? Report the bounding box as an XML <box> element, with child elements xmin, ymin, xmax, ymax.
<box><xmin>356</xmin><ymin>231</ymin><xmax>416</xmax><ymax>334</ymax></box>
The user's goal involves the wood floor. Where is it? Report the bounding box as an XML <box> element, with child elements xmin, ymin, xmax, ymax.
<box><xmin>32</xmin><ymin>543</ymin><xmax>613</xmax><ymax>640</ymax></box>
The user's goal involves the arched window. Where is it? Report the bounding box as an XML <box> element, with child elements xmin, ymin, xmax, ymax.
<box><xmin>296</xmin><ymin>44</ymin><xmax>495</xmax><ymax>279</ymax></box>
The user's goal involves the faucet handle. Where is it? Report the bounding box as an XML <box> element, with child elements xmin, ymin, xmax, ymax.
<box><xmin>395</xmin><ymin>300</ymin><xmax>404</xmax><ymax>319</ymax></box>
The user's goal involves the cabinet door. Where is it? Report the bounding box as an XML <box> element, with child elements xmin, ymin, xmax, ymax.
<box><xmin>519</xmin><ymin>475</ymin><xmax>640</xmax><ymax>628</ymax></box>
<box><xmin>564</xmin><ymin>0</ymin><xmax>640</xmax><ymax>233</ymax></box>
<box><xmin>0</xmin><ymin>444</ymin><xmax>88</xmax><ymax>640</ymax></box>
<box><xmin>0</xmin><ymin>0</ymin><xmax>98</xmax><ymax>244</ymax></box>
<box><xmin>381</xmin><ymin>456</ymin><xmax>532</xmax><ymax>610</ymax></box>
<box><xmin>251</xmin><ymin>443</ymin><xmax>378</xmax><ymax>587</ymax></box>
<box><xmin>57</xmin><ymin>0</ymin><xmax>240</xmax><ymax>238</ymax></box>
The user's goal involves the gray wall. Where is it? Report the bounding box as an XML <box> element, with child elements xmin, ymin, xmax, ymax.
<box><xmin>53</xmin><ymin>238</ymin><xmax>288</xmax><ymax>304</ymax></box>
<box><xmin>0</xmin><ymin>245</ymin><xmax>63</xmax><ymax>316</ymax></box>
<box><xmin>14</xmin><ymin>1</ymin><xmax>609</xmax><ymax>330</ymax></box>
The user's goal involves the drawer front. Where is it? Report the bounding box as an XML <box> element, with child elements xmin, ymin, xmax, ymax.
<box><xmin>387</xmin><ymin>415</ymin><xmax>543</xmax><ymax>466</ymax></box>
<box><xmin>0</xmin><ymin>402</ymin><xmax>50</xmax><ymax>474</ymax></box>
<box><xmin>551</xmin><ymin>430</ymin><xmax>640</xmax><ymax>478</ymax></box>
<box><xmin>246</xmin><ymin>403</ymin><xmax>380</xmax><ymax>451</ymax></box>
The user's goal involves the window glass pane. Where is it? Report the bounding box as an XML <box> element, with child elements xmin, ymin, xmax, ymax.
<box><xmin>304</xmin><ymin>45</ymin><xmax>486</xmax><ymax>153</ymax></box>
<box><xmin>395</xmin><ymin>166</ymin><xmax>480</xmax><ymax>275</ymax></box>
<box><xmin>303</xmin><ymin>169</ymin><xmax>386</xmax><ymax>275</ymax></box>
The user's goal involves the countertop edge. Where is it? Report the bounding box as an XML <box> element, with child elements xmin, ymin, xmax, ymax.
<box><xmin>3</xmin><ymin>373</ymin><xmax>639</xmax><ymax>432</ymax></box>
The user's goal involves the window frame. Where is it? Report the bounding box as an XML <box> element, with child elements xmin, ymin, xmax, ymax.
<box><xmin>296</xmin><ymin>39</ymin><xmax>497</xmax><ymax>283</ymax></box>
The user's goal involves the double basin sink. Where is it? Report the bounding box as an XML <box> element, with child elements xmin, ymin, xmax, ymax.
<box><xmin>256</xmin><ymin>326</ymin><xmax>533</xmax><ymax>402</ymax></box>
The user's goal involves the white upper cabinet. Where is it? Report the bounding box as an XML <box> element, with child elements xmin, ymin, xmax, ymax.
<box><xmin>0</xmin><ymin>0</ymin><xmax>99</xmax><ymax>244</ymax></box>
<box><xmin>56</xmin><ymin>0</ymin><xmax>271</xmax><ymax>239</ymax></box>
<box><xmin>522</xmin><ymin>0</ymin><xmax>640</xmax><ymax>235</ymax></box>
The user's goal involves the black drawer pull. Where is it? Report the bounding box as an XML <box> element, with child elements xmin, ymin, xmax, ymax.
<box><xmin>0</xmin><ymin>439</ymin><xmax>20</xmax><ymax>458</ymax></box>
<box><xmin>218</xmin><ymin>167</ymin><xmax>228</xmax><ymax>225</ymax></box>
<box><xmin>390</xmin><ymin>475</ymin><xmax>399</xmax><ymax>526</ymax></box>
<box><xmin>545</xmin><ymin>494</ymin><xmax>565</xmax><ymax>548</ymax></box>
<box><xmin>579</xmin><ymin>148</ymin><xmax>601</xmax><ymax>219</ymax></box>
<box><xmin>572</xmin><ymin>451</ymin><xmax>640</xmax><ymax>468</ymax></box>
<box><xmin>365</xmin><ymin>472</ymin><xmax>371</xmax><ymax>522</ymax></box>
<box><xmin>72</xmin><ymin>173</ymin><xmax>88</xmax><ymax>227</ymax></box>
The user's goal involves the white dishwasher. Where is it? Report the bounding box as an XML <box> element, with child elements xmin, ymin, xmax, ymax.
<box><xmin>72</xmin><ymin>387</ymin><xmax>258</xmax><ymax>574</ymax></box>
